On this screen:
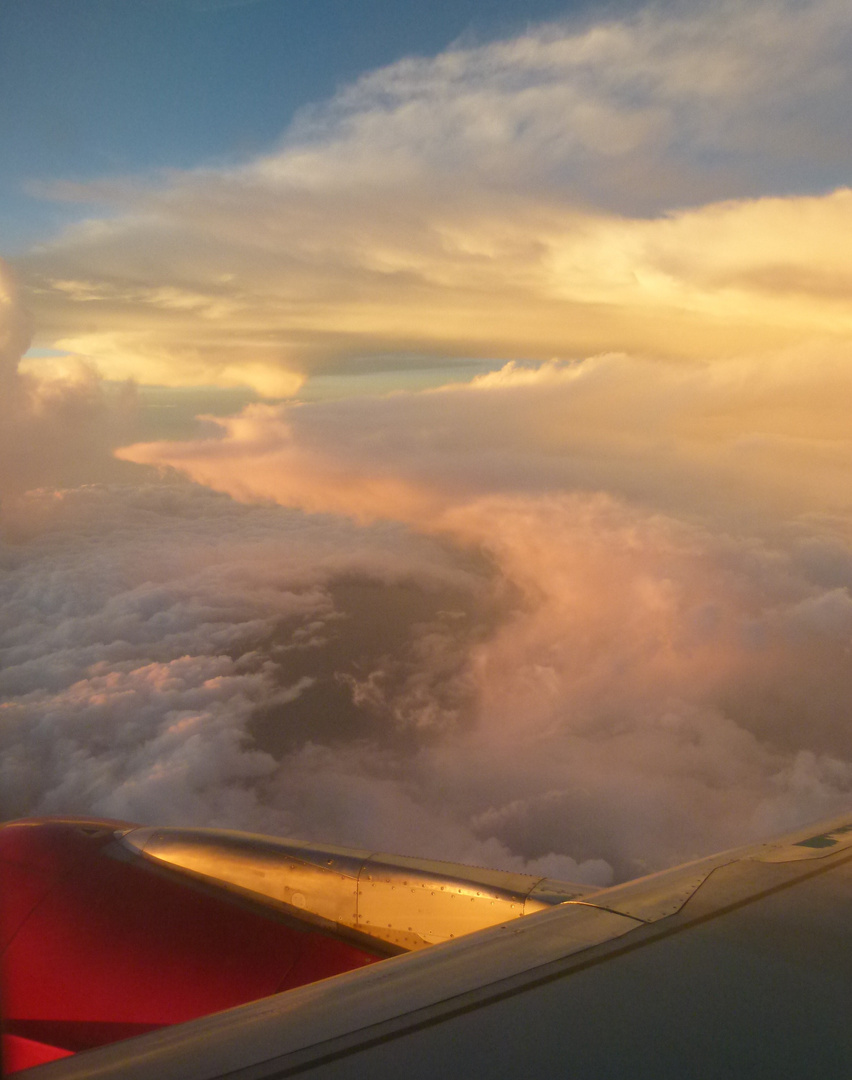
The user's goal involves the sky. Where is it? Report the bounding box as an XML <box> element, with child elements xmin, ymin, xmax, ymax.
<box><xmin>3</xmin><ymin>0</ymin><xmax>852</xmax><ymax>886</ymax></box>
<box><xmin>1</xmin><ymin>0</ymin><xmax>640</xmax><ymax>250</ymax></box>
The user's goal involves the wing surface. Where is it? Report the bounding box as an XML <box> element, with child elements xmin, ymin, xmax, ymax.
<box><xmin>18</xmin><ymin>811</ymin><xmax>852</xmax><ymax>1079</ymax></box>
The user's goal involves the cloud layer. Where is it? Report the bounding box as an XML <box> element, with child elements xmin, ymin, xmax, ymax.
<box><xmin>6</xmin><ymin>0</ymin><xmax>852</xmax><ymax>887</ymax></box>
<box><xmin>17</xmin><ymin>0</ymin><xmax>852</xmax><ymax>394</ymax></box>
<box><xmin>11</xmin><ymin>343</ymin><xmax>852</xmax><ymax>881</ymax></box>
<box><xmin>1</xmin><ymin>481</ymin><xmax>614</xmax><ymax>881</ymax></box>
<box><xmin>6</xmin><ymin>455</ymin><xmax>852</xmax><ymax>882</ymax></box>
<box><xmin>117</xmin><ymin>340</ymin><xmax>852</xmax><ymax>873</ymax></box>
<box><xmin>123</xmin><ymin>347</ymin><xmax>852</xmax><ymax>529</ymax></box>
<box><xmin>0</xmin><ymin>259</ymin><xmax>145</xmax><ymax>503</ymax></box>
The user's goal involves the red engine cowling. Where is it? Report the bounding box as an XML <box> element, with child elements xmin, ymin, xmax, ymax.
<box><xmin>0</xmin><ymin>819</ymin><xmax>380</xmax><ymax>1073</ymax></box>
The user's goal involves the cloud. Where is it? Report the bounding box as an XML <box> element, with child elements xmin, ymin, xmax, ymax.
<box><xmin>0</xmin><ymin>259</ymin><xmax>146</xmax><ymax>504</ymax></box>
<box><xmin>78</xmin><ymin>348</ymin><xmax>852</xmax><ymax>876</ymax></box>
<box><xmin>9</xmin><ymin>264</ymin><xmax>852</xmax><ymax>881</ymax></box>
<box><xmin>7</xmin><ymin>0</ymin><xmax>852</xmax><ymax>886</ymax></box>
<box><xmin>252</xmin><ymin>0</ymin><xmax>852</xmax><ymax>199</ymax></box>
<box><xmin>7</xmin><ymin>474</ymin><xmax>852</xmax><ymax>881</ymax></box>
<box><xmin>15</xmin><ymin>0</ymin><xmax>852</xmax><ymax>394</ymax></box>
<box><xmin>0</xmin><ymin>262</ymin><xmax>31</xmax><ymax>383</ymax></box>
<box><xmin>0</xmin><ymin>483</ymin><xmax>513</xmax><ymax>852</ymax></box>
<box><xmin>120</xmin><ymin>347</ymin><xmax>852</xmax><ymax>528</ymax></box>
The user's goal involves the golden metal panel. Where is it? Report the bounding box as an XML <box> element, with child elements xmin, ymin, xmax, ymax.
<box><xmin>357</xmin><ymin>856</ymin><xmax>532</xmax><ymax>947</ymax></box>
<box><xmin>122</xmin><ymin>827</ymin><xmax>364</xmax><ymax>927</ymax></box>
<box><xmin>119</xmin><ymin>827</ymin><xmax>593</xmax><ymax>950</ymax></box>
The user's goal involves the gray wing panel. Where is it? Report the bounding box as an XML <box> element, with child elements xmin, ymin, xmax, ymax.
<box><xmin>28</xmin><ymin>812</ymin><xmax>852</xmax><ymax>1080</ymax></box>
<box><xmin>258</xmin><ymin>849</ymin><xmax>852</xmax><ymax>1080</ymax></box>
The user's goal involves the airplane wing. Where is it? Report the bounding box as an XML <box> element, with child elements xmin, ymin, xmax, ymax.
<box><xmin>3</xmin><ymin>812</ymin><xmax>852</xmax><ymax>1077</ymax></box>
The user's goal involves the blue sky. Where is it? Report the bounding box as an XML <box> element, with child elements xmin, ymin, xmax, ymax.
<box><xmin>1</xmin><ymin>0</ymin><xmax>640</xmax><ymax>251</ymax></box>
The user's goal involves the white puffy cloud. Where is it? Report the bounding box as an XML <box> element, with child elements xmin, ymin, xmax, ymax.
<box><xmin>1</xmin><ymin>483</ymin><xmax>527</xmax><ymax>866</ymax></box>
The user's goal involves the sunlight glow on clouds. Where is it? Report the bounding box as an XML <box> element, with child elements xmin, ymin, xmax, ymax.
<box><xmin>0</xmin><ymin>260</ymin><xmax>142</xmax><ymax>501</ymax></box>
<box><xmin>108</xmin><ymin>350</ymin><xmax>852</xmax><ymax>875</ymax></box>
<box><xmin>5</xmin><ymin>472</ymin><xmax>852</xmax><ymax>881</ymax></box>
<box><xmin>121</xmin><ymin>349</ymin><xmax>852</xmax><ymax>527</ymax></box>
<box><xmin>16</xmin><ymin>0</ymin><xmax>852</xmax><ymax>394</ymax></box>
<box><xmin>23</xmin><ymin>189</ymin><xmax>852</xmax><ymax>393</ymax></box>
<box><xmin>6</xmin><ymin>0</ymin><xmax>852</xmax><ymax>880</ymax></box>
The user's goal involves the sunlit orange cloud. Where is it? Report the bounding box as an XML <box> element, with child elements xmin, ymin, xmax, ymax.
<box><xmin>10</xmin><ymin>252</ymin><xmax>852</xmax><ymax>873</ymax></box>
<box><xmin>119</xmin><ymin>364</ymin><xmax>852</xmax><ymax>869</ymax></box>
<box><xmin>9</xmin><ymin>0</ymin><xmax>852</xmax><ymax>881</ymax></box>
<box><xmin>18</xmin><ymin>188</ymin><xmax>852</xmax><ymax>396</ymax></box>
<box><xmin>120</xmin><ymin>346</ymin><xmax>852</xmax><ymax>531</ymax></box>
<box><xmin>16</xmin><ymin>0</ymin><xmax>852</xmax><ymax>394</ymax></box>
<box><xmin>0</xmin><ymin>261</ymin><xmax>29</xmax><ymax>381</ymax></box>
<box><xmin>118</xmin><ymin>341</ymin><xmax>852</xmax><ymax>749</ymax></box>
<box><xmin>0</xmin><ymin>260</ymin><xmax>143</xmax><ymax>501</ymax></box>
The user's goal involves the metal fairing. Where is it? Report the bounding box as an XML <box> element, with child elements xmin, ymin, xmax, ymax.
<box><xmin>5</xmin><ymin>810</ymin><xmax>852</xmax><ymax>1078</ymax></box>
<box><xmin>119</xmin><ymin>827</ymin><xmax>594</xmax><ymax>950</ymax></box>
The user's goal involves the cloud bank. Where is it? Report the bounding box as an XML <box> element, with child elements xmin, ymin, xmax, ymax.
<box><xmin>1</xmin><ymin>482</ymin><xmax>613</xmax><ymax>881</ymax></box>
<box><xmin>16</xmin><ymin>0</ymin><xmax>852</xmax><ymax>394</ymax></box>
<box><xmin>7</xmin><ymin>470</ymin><xmax>852</xmax><ymax>884</ymax></box>
<box><xmin>6</xmin><ymin>0</ymin><xmax>852</xmax><ymax>886</ymax></box>
<box><xmin>8</xmin><ymin>342</ymin><xmax>852</xmax><ymax>881</ymax></box>
<box><xmin>0</xmin><ymin>259</ymin><xmax>143</xmax><ymax>503</ymax></box>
